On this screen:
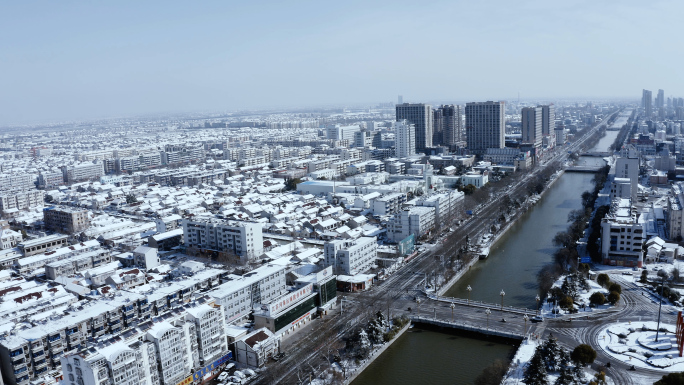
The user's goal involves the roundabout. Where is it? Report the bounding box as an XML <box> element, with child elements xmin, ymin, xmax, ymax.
<box><xmin>597</xmin><ymin>322</ymin><xmax>684</xmax><ymax>371</ymax></box>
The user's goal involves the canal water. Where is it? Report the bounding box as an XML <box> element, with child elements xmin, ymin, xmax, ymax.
<box><xmin>352</xmin><ymin>328</ymin><xmax>516</xmax><ymax>385</ymax></box>
<box><xmin>443</xmin><ymin>171</ymin><xmax>596</xmax><ymax>307</ymax></box>
<box><xmin>353</xmin><ymin>131</ymin><xmax>619</xmax><ymax>385</ymax></box>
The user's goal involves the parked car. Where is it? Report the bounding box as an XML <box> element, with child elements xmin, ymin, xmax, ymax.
<box><xmin>218</xmin><ymin>372</ymin><xmax>229</xmax><ymax>382</ymax></box>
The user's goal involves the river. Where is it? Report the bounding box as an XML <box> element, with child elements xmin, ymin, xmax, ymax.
<box><xmin>351</xmin><ymin>328</ymin><xmax>516</xmax><ymax>385</ymax></box>
<box><xmin>353</xmin><ymin>128</ymin><xmax>617</xmax><ymax>385</ymax></box>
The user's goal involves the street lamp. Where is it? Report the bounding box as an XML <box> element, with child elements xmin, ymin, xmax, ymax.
<box><xmin>656</xmin><ymin>273</ymin><xmax>667</xmax><ymax>342</ymax></box>
<box><xmin>500</xmin><ymin>290</ymin><xmax>506</xmax><ymax>321</ymax></box>
<box><xmin>523</xmin><ymin>314</ymin><xmax>529</xmax><ymax>337</ymax></box>
<box><xmin>450</xmin><ymin>303</ymin><xmax>456</xmax><ymax>322</ymax></box>
<box><xmin>466</xmin><ymin>285</ymin><xmax>472</xmax><ymax>306</ymax></box>
<box><xmin>535</xmin><ymin>295</ymin><xmax>541</xmax><ymax>315</ymax></box>
<box><xmin>485</xmin><ymin>308</ymin><xmax>491</xmax><ymax>329</ymax></box>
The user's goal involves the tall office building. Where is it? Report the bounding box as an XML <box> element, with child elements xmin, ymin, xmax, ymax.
<box><xmin>540</xmin><ymin>104</ymin><xmax>555</xmax><ymax>135</ymax></box>
<box><xmin>396</xmin><ymin>103</ymin><xmax>433</xmax><ymax>153</ymax></box>
<box><xmin>395</xmin><ymin>120</ymin><xmax>416</xmax><ymax>158</ymax></box>
<box><xmin>643</xmin><ymin>89</ymin><xmax>653</xmax><ymax>118</ymax></box>
<box><xmin>521</xmin><ymin>106</ymin><xmax>542</xmax><ymax>147</ymax></box>
<box><xmin>465</xmin><ymin>101</ymin><xmax>505</xmax><ymax>154</ymax></box>
<box><xmin>435</xmin><ymin>105</ymin><xmax>462</xmax><ymax>146</ymax></box>
<box><xmin>656</xmin><ymin>89</ymin><xmax>665</xmax><ymax>109</ymax></box>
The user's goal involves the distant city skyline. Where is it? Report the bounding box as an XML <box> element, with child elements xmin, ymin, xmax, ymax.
<box><xmin>1</xmin><ymin>0</ymin><xmax>682</xmax><ymax>125</ymax></box>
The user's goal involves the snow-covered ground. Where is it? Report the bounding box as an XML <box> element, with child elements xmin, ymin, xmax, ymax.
<box><xmin>598</xmin><ymin>322</ymin><xmax>684</xmax><ymax>372</ymax></box>
<box><xmin>501</xmin><ymin>338</ymin><xmax>538</xmax><ymax>384</ymax></box>
<box><xmin>540</xmin><ymin>273</ymin><xmax>617</xmax><ymax>317</ymax></box>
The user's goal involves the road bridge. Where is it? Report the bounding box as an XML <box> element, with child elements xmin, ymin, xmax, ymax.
<box><xmin>566</xmin><ymin>165</ymin><xmax>604</xmax><ymax>173</ymax></box>
<box><xmin>581</xmin><ymin>151</ymin><xmax>612</xmax><ymax>157</ymax></box>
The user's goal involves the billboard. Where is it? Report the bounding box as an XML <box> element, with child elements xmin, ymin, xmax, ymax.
<box><xmin>397</xmin><ymin>234</ymin><xmax>415</xmax><ymax>256</ymax></box>
<box><xmin>266</xmin><ymin>283</ymin><xmax>313</xmax><ymax>315</ymax></box>
<box><xmin>191</xmin><ymin>352</ymin><xmax>233</xmax><ymax>381</ymax></box>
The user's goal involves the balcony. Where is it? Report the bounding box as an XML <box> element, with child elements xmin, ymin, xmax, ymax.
<box><xmin>34</xmin><ymin>359</ymin><xmax>48</xmax><ymax>369</ymax></box>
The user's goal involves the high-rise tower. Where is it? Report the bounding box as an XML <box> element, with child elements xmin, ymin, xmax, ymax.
<box><xmin>395</xmin><ymin>120</ymin><xmax>416</xmax><ymax>158</ymax></box>
<box><xmin>396</xmin><ymin>103</ymin><xmax>433</xmax><ymax>153</ymax></box>
<box><xmin>521</xmin><ymin>106</ymin><xmax>542</xmax><ymax>148</ymax></box>
<box><xmin>465</xmin><ymin>101</ymin><xmax>505</xmax><ymax>154</ymax></box>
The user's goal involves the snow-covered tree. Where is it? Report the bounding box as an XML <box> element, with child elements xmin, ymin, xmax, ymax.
<box><xmin>554</xmin><ymin>367</ymin><xmax>581</xmax><ymax>385</ymax></box>
<box><xmin>523</xmin><ymin>346</ymin><xmax>549</xmax><ymax>385</ymax></box>
<box><xmin>346</xmin><ymin>328</ymin><xmax>372</xmax><ymax>359</ymax></box>
<box><xmin>541</xmin><ymin>337</ymin><xmax>564</xmax><ymax>371</ymax></box>
<box><xmin>367</xmin><ymin>313</ymin><xmax>387</xmax><ymax>346</ymax></box>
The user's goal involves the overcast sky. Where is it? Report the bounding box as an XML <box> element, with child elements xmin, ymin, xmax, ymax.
<box><xmin>0</xmin><ymin>0</ymin><xmax>680</xmax><ymax>125</ymax></box>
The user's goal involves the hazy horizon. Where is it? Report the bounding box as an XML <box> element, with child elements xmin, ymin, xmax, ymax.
<box><xmin>1</xmin><ymin>0</ymin><xmax>680</xmax><ymax>125</ymax></box>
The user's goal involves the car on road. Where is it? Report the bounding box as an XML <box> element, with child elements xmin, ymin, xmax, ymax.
<box><xmin>531</xmin><ymin>315</ymin><xmax>544</xmax><ymax>322</ymax></box>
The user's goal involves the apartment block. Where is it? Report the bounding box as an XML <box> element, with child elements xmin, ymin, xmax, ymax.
<box><xmin>37</xmin><ymin>171</ymin><xmax>64</xmax><ymax>189</ymax></box>
<box><xmin>0</xmin><ymin>174</ymin><xmax>36</xmax><ymax>192</ymax></box>
<box><xmin>396</xmin><ymin>103</ymin><xmax>433</xmax><ymax>153</ymax></box>
<box><xmin>208</xmin><ymin>264</ymin><xmax>287</xmax><ymax>324</ymax></box>
<box><xmin>183</xmin><ymin>218</ymin><xmax>264</xmax><ymax>264</ymax></box>
<box><xmin>323</xmin><ymin>236</ymin><xmax>377</xmax><ymax>275</ymax></box>
<box><xmin>43</xmin><ymin>206</ymin><xmax>91</xmax><ymax>234</ymax></box>
<box><xmin>62</xmin><ymin>163</ymin><xmax>105</xmax><ymax>183</ymax></box>
<box><xmin>387</xmin><ymin>206</ymin><xmax>436</xmax><ymax>242</ymax></box>
<box><xmin>465</xmin><ymin>101</ymin><xmax>505</xmax><ymax>155</ymax></box>
<box><xmin>0</xmin><ymin>190</ymin><xmax>45</xmax><ymax>213</ymax></box>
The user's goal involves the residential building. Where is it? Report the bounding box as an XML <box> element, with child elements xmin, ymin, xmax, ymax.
<box><xmin>387</xmin><ymin>206</ymin><xmax>436</xmax><ymax>242</ymax></box>
<box><xmin>0</xmin><ymin>228</ymin><xmax>22</xmax><ymax>250</ymax></box>
<box><xmin>521</xmin><ymin>106</ymin><xmax>542</xmax><ymax>147</ymax></box>
<box><xmin>323</xmin><ymin>237</ymin><xmax>377</xmax><ymax>275</ymax></box>
<box><xmin>615</xmin><ymin>156</ymin><xmax>639</xmax><ymax>202</ymax></box>
<box><xmin>540</xmin><ymin>104</ymin><xmax>555</xmax><ymax>136</ymax></box>
<box><xmin>436</xmin><ymin>104</ymin><xmax>462</xmax><ymax>146</ymax></box>
<box><xmin>396</xmin><ymin>103</ymin><xmax>433</xmax><ymax>153</ymax></box>
<box><xmin>395</xmin><ymin>120</ymin><xmax>416</xmax><ymax>158</ymax></box>
<box><xmin>0</xmin><ymin>174</ymin><xmax>36</xmax><ymax>192</ymax></box>
<box><xmin>465</xmin><ymin>101</ymin><xmax>505</xmax><ymax>155</ymax></box>
<box><xmin>43</xmin><ymin>206</ymin><xmax>91</xmax><ymax>234</ymax></box>
<box><xmin>18</xmin><ymin>234</ymin><xmax>69</xmax><ymax>257</ymax></box>
<box><xmin>326</xmin><ymin>125</ymin><xmax>360</xmax><ymax>143</ymax></box>
<box><xmin>62</xmin><ymin>163</ymin><xmax>105</xmax><ymax>183</ymax></box>
<box><xmin>415</xmin><ymin>191</ymin><xmax>464</xmax><ymax>229</ymax></box>
<box><xmin>37</xmin><ymin>171</ymin><xmax>64</xmax><ymax>189</ymax></box>
<box><xmin>643</xmin><ymin>89</ymin><xmax>653</xmax><ymax>118</ymax></box>
<box><xmin>233</xmin><ymin>328</ymin><xmax>279</xmax><ymax>368</ymax></box>
<box><xmin>183</xmin><ymin>218</ymin><xmax>264</xmax><ymax>264</ymax></box>
<box><xmin>208</xmin><ymin>264</ymin><xmax>287</xmax><ymax>324</ymax></box>
<box><xmin>0</xmin><ymin>190</ymin><xmax>45</xmax><ymax>214</ymax></box>
<box><xmin>668</xmin><ymin>182</ymin><xmax>684</xmax><ymax>241</ymax></box>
